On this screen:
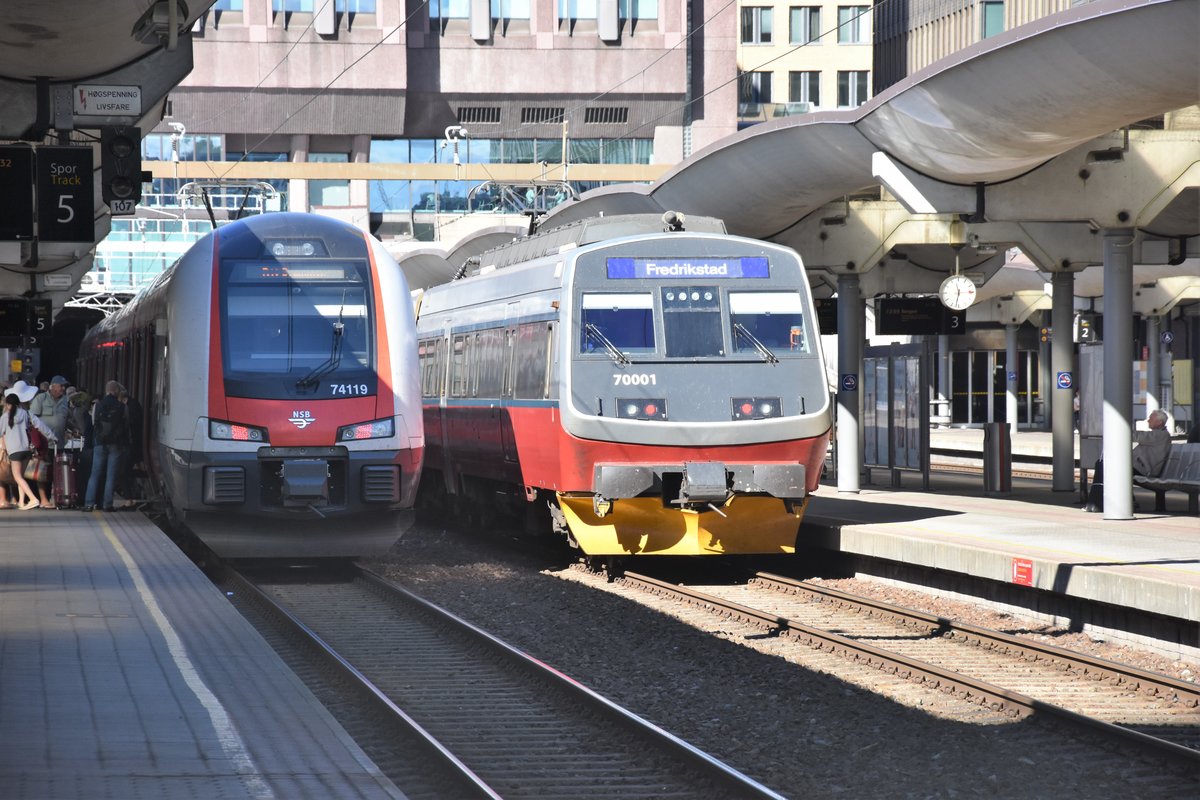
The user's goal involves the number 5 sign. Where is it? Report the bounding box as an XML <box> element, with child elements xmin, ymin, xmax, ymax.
<box><xmin>36</xmin><ymin>146</ymin><xmax>94</xmax><ymax>243</ymax></box>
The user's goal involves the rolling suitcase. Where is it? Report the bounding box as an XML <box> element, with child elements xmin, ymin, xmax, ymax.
<box><xmin>53</xmin><ymin>446</ymin><xmax>79</xmax><ymax>509</ymax></box>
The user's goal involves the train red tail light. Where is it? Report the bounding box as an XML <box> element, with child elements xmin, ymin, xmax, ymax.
<box><xmin>731</xmin><ymin>397</ymin><xmax>782</xmax><ymax>420</ymax></box>
<box><xmin>617</xmin><ymin>398</ymin><xmax>667</xmax><ymax>421</ymax></box>
<box><xmin>209</xmin><ymin>419</ymin><xmax>268</xmax><ymax>443</ymax></box>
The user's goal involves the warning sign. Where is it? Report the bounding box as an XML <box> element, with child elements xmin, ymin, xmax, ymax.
<box><xmin>1011</xmin><ymin>558</ymin><xmax>1034</xmax><ymax>587</ymax></box>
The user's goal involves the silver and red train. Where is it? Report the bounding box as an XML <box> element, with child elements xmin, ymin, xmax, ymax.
<box><xmin>414</xmin><ymin>214</ymin><xmax>831</xmax><ymax>556</ymax></box>
<box><xmin>78</xmin><ymin>212</ymin><xmax>423</xmax><ymax>558</ymax></box>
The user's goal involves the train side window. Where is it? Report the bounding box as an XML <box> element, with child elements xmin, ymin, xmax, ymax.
<box><xmin>476</xmin><ymin>328</ymin><xmax>505</xmax><ymax>398</ymax></box>
<box><xmin>544</xmin><ymin>321</ymin><xmax>558</xmax><ymax>399</ymax></box>
<box><xmin>729</xmin><ymin>291</ymin><xmax>808</xmax><ymax>354</ymax></box>
<box><xmin>501</xmin><ymin>328</ymin><xmax>515</xmax><ymax>398</ymax></box>
<box><xmin>579</xmin><ymin>293</ymin><xmax>655</xmax><ymax>354</ymax></box>
<box><xmin>450</xmin><ymin>335</ymin><xmax>468</xmax><ymax>397</ymax></box>
<box><xmin>661</xmin><ymin>286</ymin><xmax>723</xmax><ymax>358</ymax></box>
<box><xmin>514</xmin><ymin>321</ymin><xmax>550</xmax><ymax>400</ymax></box>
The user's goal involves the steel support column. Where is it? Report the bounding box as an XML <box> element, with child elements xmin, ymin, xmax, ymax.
<box><xmin>1005</xmin><ymin>323</ymin><xmax>1018</xmax><ymax>438</ymax></box>
<box><xmin>837</xmin><ymin>273</ymin><xmax>862</xmax><ymax>493</ymax></box>
<box><xmin>1051</xmin><ymin>271</ymin><xmax>1075</xmax><ymax>491</ymax></box>
<box><xmin>1146</xmin><ymin>315</ymin><xmax>1161</xmax><ymax>416</ymax></box>
<box><xmin>1102</xmin><ymin>229</ymin><xmax>1135</xmax><ymax>520</ymax></box>
<box><xmin>936</xmin><ymin>334</ymin><xmax>950</xmax><ymax>423</ymax></box>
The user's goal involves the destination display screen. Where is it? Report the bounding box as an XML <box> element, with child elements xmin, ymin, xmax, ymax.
<box><xmin>227</xmin><ymin>261</ymin><xmax>362</xmax><ymax>283</ymax></box>
<box><xmin>607</xmin><ymin>257</ymin><xmax>770</xmax><ymax>279</ymax></box>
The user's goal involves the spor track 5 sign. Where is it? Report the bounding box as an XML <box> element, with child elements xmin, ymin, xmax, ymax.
<box><xmin>36</xmin><ymin>147</ymin><xmax>94</xmax><ymax>243</ymax></box>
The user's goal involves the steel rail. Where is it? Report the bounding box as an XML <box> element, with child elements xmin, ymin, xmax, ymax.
<box><xmin>622</xmin><ymin>571</ymin><xmax>1200</xmax><ymax>768</ymax></box>
<box><xmin>354</xmin><ymin>566</ymin><xmax>789</xmax><ymax>800</ymax></box>
<box><xmin>755</xmin><ymin>572</ymin><xmax>1200</xmax><ymax>707</ymax></box>
<box><xmin>224</xmin><ymin>567</ymin><xmax>502</xmax><ymax>800</ymax></box>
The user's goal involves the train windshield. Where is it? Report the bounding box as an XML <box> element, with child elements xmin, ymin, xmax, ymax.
<box><xmin>579</xmin><ymin>293</ymin><xmax>655</xmax><ymax>354</ymax></box>
<box><xmin>729</xmin><ymin>292</ymin><xmax>809</xmax><ymax>355</ymax></box>
<box><xmin>222</xmin><ymin>259</ymin><xmax>374</xmax><ymax>389</ymax></box>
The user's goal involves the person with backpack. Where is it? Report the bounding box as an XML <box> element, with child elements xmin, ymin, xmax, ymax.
<box><xmin>82</xmin><ymin>381</ymin><xmax>128</xmax><ymax>512</ymax></box>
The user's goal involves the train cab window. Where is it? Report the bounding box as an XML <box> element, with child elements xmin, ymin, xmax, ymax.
<box><xmin>662</xmin><ymin>286</ymin><xmax>723</xmax><ymax>358</ymax></box>
<box><xmin>579</xmin><ymin>293</ymin><xmax>655</xmax><ymax>355</ymax></box>
<box><xmin>729</xmin><ymin>291</ymin><xmax>809</xmax><ymax>355</ymax></box>
<box><xmin>221</xmin><ymin>260</ymin><xmax>373</xmax><ymax>392</ymax></box>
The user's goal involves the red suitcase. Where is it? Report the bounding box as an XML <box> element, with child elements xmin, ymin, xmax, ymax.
<box><xmin>53</xmin><ymin>447</ymin><xmax>79</xmax><ymax>509</ymax></box>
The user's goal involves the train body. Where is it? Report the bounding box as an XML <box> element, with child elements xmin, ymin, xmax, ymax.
<box><xmin>415</xmin><ymin>215</ymin><xmax>831</xmax><ymax>556</ymax></box>
<box><xmin>78</xmin><ymin>213</ymin><xmax>424</xmax><ymax>558</ymax></box>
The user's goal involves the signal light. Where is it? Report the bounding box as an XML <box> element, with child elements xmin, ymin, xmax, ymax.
<box><xmin>732</xmin><ymin>397</ymin><xmax>782</xmax><ymax>420</ymax></box>
<box><xmin>100</xmin><ymin>125</ymin><xmax>143</xmax><ymax>205</ymax></box>
<box><xmin>617</xmin><ymin>398</ymin><xmax>666</xmax><ymax>421</ymax></box>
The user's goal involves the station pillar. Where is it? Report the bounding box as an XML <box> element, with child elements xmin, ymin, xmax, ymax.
<box><xmin>1146</xmin><ymin>315</ymin><xmax>1161</xmax><ymax>416</ymax></box>
<box><xmin>1005</xmin><ymin>323</ymin><xmax>1018</xmax><ymax>439</ymax></box>
<box><xmin>1102</xmin><ymin>229</ymin><xmax>1135</xmax><ymax>520</ymax></box>
<box><xmin>936</xmin><ymin>335</ymin><xmax>951</xmax><ymax>423</ymax></box>
<box><xmin>836</xmin><ymin>273</ymin><xmax>862</xmax><ymax>494</ymax></box>
<box><xmin>1050</xmin><ymin>271</ymin><xmax>1074</xmax><ymax>491</ymax></box>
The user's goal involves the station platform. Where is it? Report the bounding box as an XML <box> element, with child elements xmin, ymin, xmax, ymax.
<box><xmin>806</xmin><ymin>429</ymin><xmax>1199</xmax><ymax>657</ymax></box>
<box><xmin>0</xmin><ymin>509</ymin><xmax>403</xmax><ymax>800</ymax></box>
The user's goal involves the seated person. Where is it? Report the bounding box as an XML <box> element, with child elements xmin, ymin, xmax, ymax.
<box><xmin>1085</xmin><ymin>409</ymin><xmax>1171</xmax><ymax>512</ymax></box>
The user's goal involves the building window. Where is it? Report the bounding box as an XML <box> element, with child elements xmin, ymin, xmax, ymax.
<box><xmin>836</xmin><ymin>5</ymin><xmax>869</xmax><ymax>44</ymax></box>
<box><xmin>981</xmin><ymin>1</ymin><xmax>1004</xmax><ymax>39</ymax></box>
<box><xmin>430</xmin><ymin>0</ymin><xmax>469</xmax><ymax>18</ymax></box>
<box><xmin>309</xmin><ymin>152</ymin><xmax>350</xmax><ymax>207</ymax></box>
<box><xmin>789</xmin><ymin>71</ymin><xmax>819</xmax><ymax>106</ymax></box>
<box><xmin>619</xmin><ymin>0</ymin><xmax>657</xmax><ymax>19</ymax></box>
<box><xmin>337</xmin><ymin>0</ymin><xmax>376</xmax><ymax>11</ymax></box>
<box><xmin>273</xmin><ymin>0</ymin><xmax>313</xmax><ymax>11</ymax></box>
<box><xmin>739</xmin><ymin>71</ymin><xmax>773</xmax><ymax>107</ymax></box>
<box><xmin>491</xmin><ymin>0</ymin><xmax>530</xmax><ymax>19</ymax></box>
<box><xmin>789</xmin><ymin>6</ymin><xmax>819</xmax><ymax>44</ymax></box>
<box><xmin>741</xmin><ymin>7</ymin><xmax>772</xmax><ymax>44</ymax></box>
<box><xmin>559</xmin><ymin>0</ymin><xmax>597</xmax><ymax>20</ymax></box>
<box><xmin>837</xmin><ymin>70</ymin><xmax>869</xmax><ymax>107</ymax></box>
<box><xmin>213</xmin><ymin>1</ymin><xmax>243</xmax><ymax>9</ymax></box>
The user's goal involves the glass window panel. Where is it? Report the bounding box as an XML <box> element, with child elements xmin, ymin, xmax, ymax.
<box><xmin>571</xmin><ymin>139</ymin><xmax>602</xmax><ymax>164</ymax></box>
<box><xmin>504</xmin><ymin>140</ymin><xmax>536</xmax><ymax>163</ymax></box>
<box><xmin>741</xmin><ymin>7</ymin><xmax>772</xmax><ymax>43</ymax></box>
<box><xmin>982</xmin><ymin>1</ymin><xmax>1004</xmax><ymax>38</ymax></box>
<box><xmin>491</xmin><ymin>0</ymin><xmax>530</xmax><ymax>18</ymax></box>
<box><xmin>619</xmin><ymin>0</ymin><xmax>658</xmax><ymax>19</ymax></box>
<box><xmin>430</xmin><ymin>0</ymin><xmax>469</xmax><ymax>17</ymax></box>
<box><xmin>411</xmin><ymin>180</ymin><xmax>438</xmax><ymax>210</ymax></box>
<box><xmin>370</xmin><ymin>139</ymin><xmax>409</xmax><ymax>162</ymax></box>
<box><xmin>837</xmin><ymin>5</ymin><xmax>867</xmax><ymax>43</ymax></box>
<box><xmin>580</xmin><ymin>293</ymin><xmax>655</xmax><ymax>353</ymax></box>
<box><xmin>337</xmin><ymin>0</ymin><xmax>376</xmax><ymax>11</ymax></box>
<box><xmin>465</xmin><ymin>139</ymin><xmax>500</xmax><ymax>163</ymax></box>
<box><xmin>213</xmin><ymin>0</ymin><xmax>244</xmax><ymax>9</ymax></box>
<box><xmin>142</xmin><ymin>134</ymin><xmax>166</xmax><ymax>160</ymax></box>
<box><xmin>410</xmin><ymin>139</ymin><xmax>437</xmax><ymax>163</ymax></box>
<box><xmin>729</xmin><ymin>292</ymin><xmax>808</xmax><ymax>354</ymax></box>
<box><xmin>536</xmin><ymin>139</ymin><xmax>563</xmax><ymax>164</ymax></box>
<box><xmin>559</xmin><ymin>0</ymin><xmax>598</xmax><ymax>19</ymax></box>
<box><xmin>370</xmin><ymin>180</ymin><xmax>410</xmax><ymax>212</ymax></box>
<box><xmin>273</xmin><ymin>0</ymin><xmax>314</xmax><ymax>11</ymax></box>
<box><xmin>790</xmin><ymin>6</ymin><xmax>819</xmax><ymax>44</ymax></box>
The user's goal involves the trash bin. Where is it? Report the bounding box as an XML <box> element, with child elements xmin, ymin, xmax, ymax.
<box><xmin>983</xmin><ymin>422</ymin><xmax>1012</xmax><ymax>494</ymax></box>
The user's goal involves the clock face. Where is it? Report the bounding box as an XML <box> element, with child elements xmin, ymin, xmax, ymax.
<box><xmin>939</xmin><ymin>274</ymin><xmax>977</xmax><ymax>311</ymax></box>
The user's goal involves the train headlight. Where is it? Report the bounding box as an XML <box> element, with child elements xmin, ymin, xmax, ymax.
<box><xmin>209</xmin><ymin>420</ymin><xmax>269</xmax><ymax>442</ymax></box>
<box><xmin>616</xmin><ymin>399</ymin><xmax>666</xmax><ymax>421</ymax></box>
<box><xmin>731</xmin><ymin>397</ymin><xmax>782</xmax><ymax>420</ymax></box>
<box><xmin>336</xmin><ymin>417</ymin><xmax>395</xmax><ymax>441</ymax></box>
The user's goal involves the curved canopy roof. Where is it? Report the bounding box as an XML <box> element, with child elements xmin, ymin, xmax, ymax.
<box><xmin>542</xmin><ymin>0</ymin><xmax>1200</xmax><ymax>246</ymax></box>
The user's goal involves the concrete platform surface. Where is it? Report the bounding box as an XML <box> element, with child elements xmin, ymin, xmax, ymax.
<box><xmin>0</xmin><ymin>509</ymin><xmax>404</xmax><ymax>800</ymax></box>
<box><xmin>805</xmin><ymin>468</ymin><xmax>1199</xmax><ymax>629</ymax></box>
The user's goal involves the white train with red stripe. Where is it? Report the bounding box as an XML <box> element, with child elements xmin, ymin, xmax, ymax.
<box><xmin>78</xmin><ymin>212</ymin><xmax>423</xmax><ymax>558</ymax></box>
<box><xmin>414</xmin><ymin>213</ymin><xmax>831</xmax><ymax>557</ymax></box>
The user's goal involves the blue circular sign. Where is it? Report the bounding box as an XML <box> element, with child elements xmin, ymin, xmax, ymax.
<box><xmin>840</xmin><ymin>373</ymin><xmax>858</xmax><ymax>392</ymax></box>
<box><xmin>1161</xmin><ymin>331</ymin><xmax>1174</xmax><ymax>345</ymax></box>
<box><xmin>1056</xmin><ymin>371</ymin><xmax>1073</xmax><ymax>390</ymax></box>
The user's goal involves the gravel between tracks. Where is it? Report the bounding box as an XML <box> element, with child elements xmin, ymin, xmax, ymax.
<box><xmin>364</xmin><ymin>523</ymin><xmax>1200</xmax><ymax>799</ymax></box>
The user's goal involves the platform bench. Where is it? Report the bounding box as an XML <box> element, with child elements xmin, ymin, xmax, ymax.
<box><xmin>1133</xmin><ymin>443</ymin><xmax>1200</xmax><ymax>515</ymax></box>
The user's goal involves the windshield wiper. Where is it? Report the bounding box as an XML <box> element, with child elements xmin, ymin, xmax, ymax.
<box><xmin>732</xmin><ymin>323</ymin><xmax>779</xmax><ymax>364</ymax></box>
<box><xmin>584</xmin><ymin>323</ymin><xmax>631</xmax><ymax>366</ymax></box>
<box><xmin>297</xmin><ymin>294</ymin><xmax>347</xmax><ymax>391</ymax></box>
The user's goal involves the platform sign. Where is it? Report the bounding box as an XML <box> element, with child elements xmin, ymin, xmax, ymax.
<box><xmin>1056</xmin><ymin>371</ymin><xmax>1073</xmax><ymax>390</ymax></box>
<box><xmin>814</xmin><ymin>298</ymin><xmax>837</xmax><ymax>335</ymax></box>
<box><xmin>875</xmin><ymin>297</ymin><xmax>957</xmax><ymax>335</ymax></box>
<box><xmin>0</xmin><ymin>298</ymin><xmax>27</xmax><ymax>347</ymax></box>
<box><xmin>0</xmin><ymin>146</ymin><xmax>35</xmax><ymax>241</ymax></box>
<box><xmin>1011</xmin><ymin>557</ymin><xmax>1034</xmax><ymax>587</ymax></box>
<box><xmin>1161</xmin><ymin>331</ymin><xmax>1174</xmax><ymax>345</ymax></box>
<box><xmin>36</xmin><ymin>147</ymin><xmax>94</xmax><ymax>243</ymax></box>
<box><xmin>28</xmin><ymin>298</ymin><xmax>52</xmax><ymax>345</ymax></box>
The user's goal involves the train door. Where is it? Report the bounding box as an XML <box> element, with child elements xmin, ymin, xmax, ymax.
<box><xmin>501</xmin><ymin>303</ymin><xmax>519</xmax><ymax>463</ymax></box>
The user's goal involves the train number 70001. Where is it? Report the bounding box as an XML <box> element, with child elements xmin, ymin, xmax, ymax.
<box><xmin>612</xmin><ymin>373</ymin><xmax>657</xmax><ymax>386</ymax></box>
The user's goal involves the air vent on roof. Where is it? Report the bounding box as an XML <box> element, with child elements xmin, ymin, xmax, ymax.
<box><xmin>458</xmin><ymin>106</ymin><xmax>501</xmax><ymax>125</ymax></box>
<box><xmin>584</xmin><ymin>107</ymin><xmax>629</xmax><ymax>125</ymax></box>
<box><xmin>521</xmin><ymin>107</ymin><xmax>565</xmax><ymax>125</ymax></box>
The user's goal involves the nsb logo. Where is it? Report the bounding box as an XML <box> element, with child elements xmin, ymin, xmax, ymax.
<box><xmin>289</xmin><ymin>410</ymin><xmax>316</xmax><ymax>429</ymax></box>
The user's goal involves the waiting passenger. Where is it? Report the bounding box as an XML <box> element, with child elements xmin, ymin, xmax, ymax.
<box><xmin>1085</xmin><ymin>409</ymin><xmax>1171</xmax><ymax>512</ymax></box>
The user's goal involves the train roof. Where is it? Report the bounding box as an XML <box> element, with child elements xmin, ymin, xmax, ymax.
<box><xmin>460</xmin><ymin>212</ymin><xmax>727</xmax><ymax>279</ymax></box>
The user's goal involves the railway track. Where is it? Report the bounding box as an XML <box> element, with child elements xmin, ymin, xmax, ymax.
<box><xmin>617</xmin><ymin>569</ymin><xmax>1200</xmax><ymax>770</ymax></box>
<box><xmin>225</xmin><ymin>564</ymin><xmax>784</xmax><ymax>800</ymax></box>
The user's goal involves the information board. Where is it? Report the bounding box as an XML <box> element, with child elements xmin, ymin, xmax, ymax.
<box><xmin>814</xmin><ymin>298</ymin><xmax>837</xmax><ymax>335</ymax></box>
<box><xmin>36</xmin><ymin>147</ymin><xmax>94</xmax><ymax>243</ymax></box>
<box><xmin>0</xmin><ymin>298</ymin><xmax>28</xmax><ymax>347</ymax></box>
<box><xmin>0</xmin><ymin>146</ymin><xmax>35</xmax><ymax>241</ymax></box>
<box><xmin>876</xmin><ymin>297</ymin><xmax>957</xmax><ymax>335</ymax></box>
